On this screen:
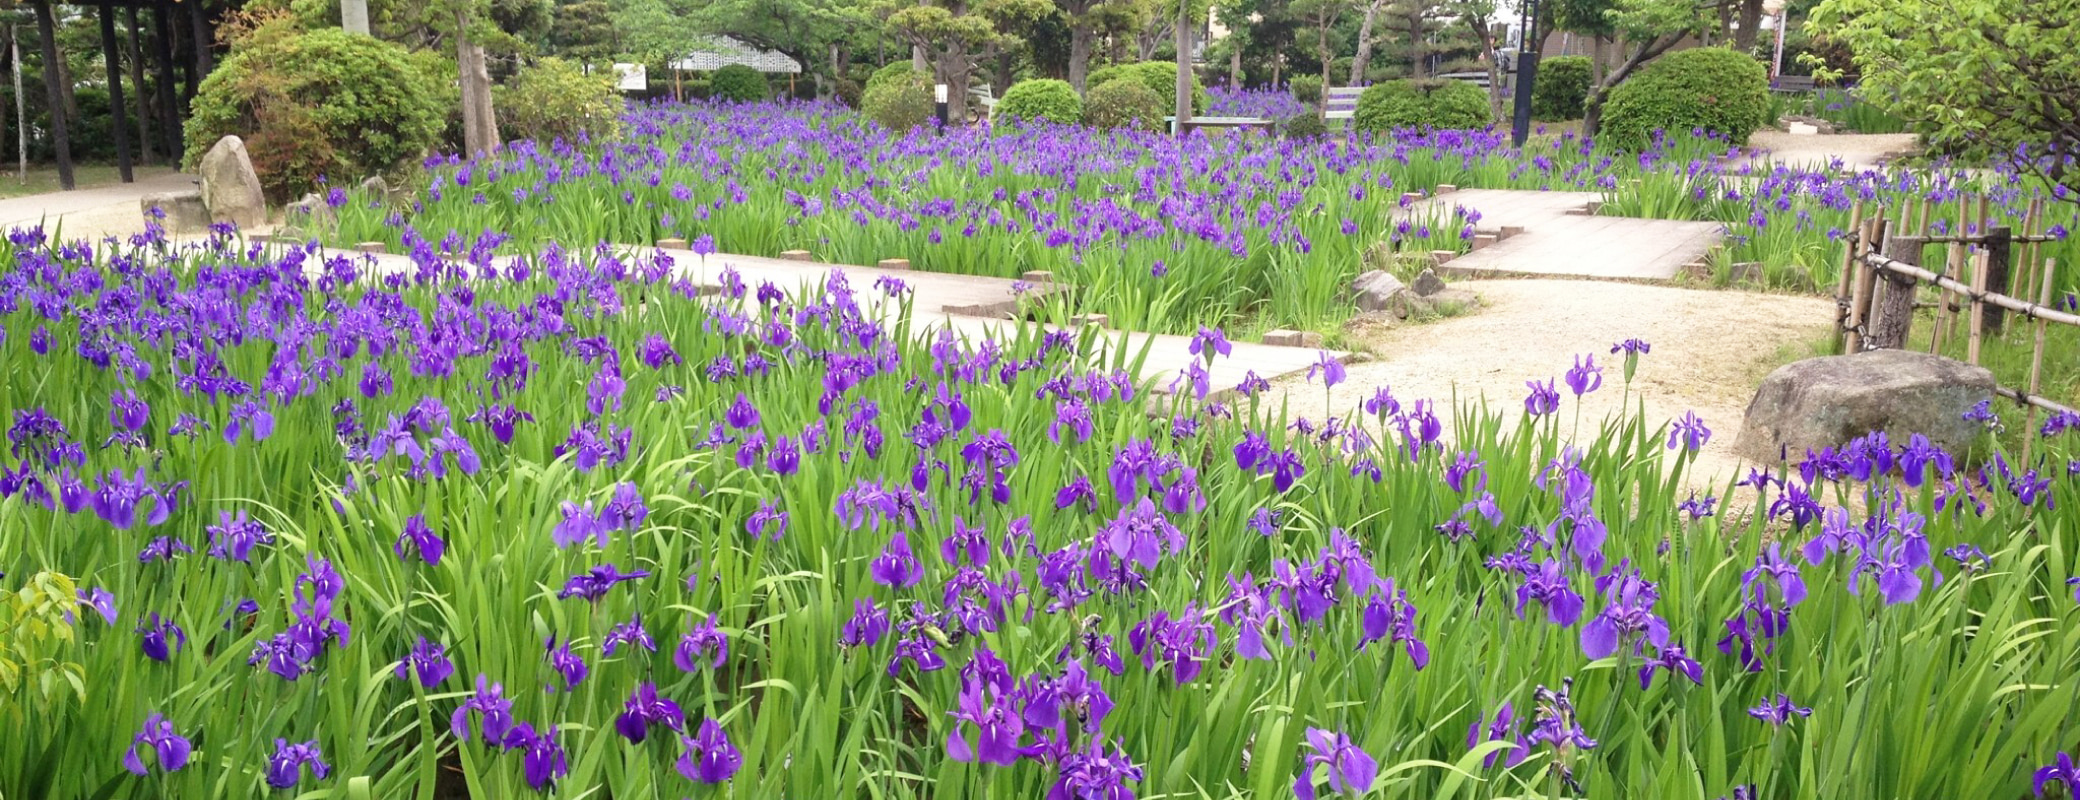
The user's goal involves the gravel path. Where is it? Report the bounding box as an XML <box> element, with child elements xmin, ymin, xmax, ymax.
<box><xmin>1271</xmin><ymin>279</ymin><xmax>1837</xmax><ymax>489</ymax></box>
<box><xmin>1743</xmin><ymin>131</ymin><xmax>1919</xmax><ymax>172</ymax></box>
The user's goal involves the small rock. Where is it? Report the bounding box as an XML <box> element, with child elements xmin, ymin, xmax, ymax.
<box><xmin>1729</xmin><ymin>262</ymin><xmax>1765</xmax><ymax>283</ymax></box>
<box><xmin>780</xmin><ymin>250</ymin><xmax>813</xmax><ymax>262</ymax></box>
<box><xmin>656</xmin><ymin>237</ymin><xmax>690</xmax><ymax>250</ymax></box>
<box><xmin>1411</xmin><ymin>268</ymin><xmax>1447</xmax><ymax>297</ymax></box>
<box><xmin>1390</xmin><ymin>287</ymin><xmax>1481</xmax><ymax>319</ymax></box>
<box><xmin>1734</xmin><ymin>350</ymin><xmax>1994</xmax><ymax>464</ymax></box>
<box><xmin>1350</xmin><ymin>270</ymin><xmax>1407</xmax><ymax>312</ymax></box>
<box><xmin>877</xmin><ymin>258</ymin><xmax>912</xmax><ymax>270</ymax></box>
<box><xmin>1262</xmin><ymin>329</ymin><xmax>1323</xmax><ymax>347</ymax></box>
<box><xmin>359</xmin><ymin>175</ymin><xmax>390</xmax><ymax>201</ymax></box>
<box><xmin>284</xmin><ymin>192</ymin><xmax>327</xmax><ymax>226</ymax></box>
<box><xmin>141</xmin><ymin>190</ymin><xmax>209</xmax><ymax>234</ymax></box>
<box><xmin>197</xmin><ymin>135</ymin><xmax>267</xmax><ymax>230</ymax></box>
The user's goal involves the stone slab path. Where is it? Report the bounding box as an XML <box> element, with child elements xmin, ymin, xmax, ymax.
<box><xmin>1412</xmin><ymin>188</ymin><xmax>1725</xmax><ymax>281</ymax></box>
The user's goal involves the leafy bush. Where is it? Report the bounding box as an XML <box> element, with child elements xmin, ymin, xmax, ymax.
<box><xmin>1082</xmin><ymin>78</ymin><xmax>1166</xmax><ymax>131</ymax></box>
<box><xmin>1352</xmin><ymin>79</ymin><xmax>1492</xmax><ymax>132</ymax></box>
<box><xmin>1086</xmin><ymin>62</ymin><xmax>1208</xmax><ymax>115</ymax></box>
<box><xmin>496</xmin><ymin>57</ymin><xmax>624</xmax><ymax>144</ymax></box>
<box><xmin>1281</xmin><ymin>113</ymin><xmax>1327</xmax><ymax>139</ymax></box>
<box><xmin>995</xmin><ymin>78</ymin><xmax>1083</xmax><ymax>125</ymax></box>
<box><xmin>708</xmin><ymin>64</ymin><xmax>770</xmax><ymax>103</ymax></box>
<box><xmin>834</xmin><ymin>78</ymin><xmax>863</xmax><ymax>108</ymax></box>
<box><xmin>867</xmin><ymin>62</ymin><xmax>924</xmax><ymax>93</ymax></box>
<box><xmin>1601</xmin><ymin>47</ymin><xmax>1769</xmax><ymax>151</ymax></box>
<box><xmin>1532</xmin><ymin>55</ymin><xmax>1592</xmax><ymax>121</ymax></box>
<box><xmin>1289</xmin><ymin>75</ymin><xmax>1324</xmax><ymax>105</ymax></box>
<box><xmin>185</xmin><ymin>27</ymin><xmax>446</xmax><ymax>202</ymax></box>
<box><xmin>862</xmin><ymin>71</ymin><xmax>934</xmax><ymax>132</ymax></box>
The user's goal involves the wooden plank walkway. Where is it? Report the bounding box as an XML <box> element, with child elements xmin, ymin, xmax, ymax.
<box><xmin>275</xmin><ymin>242</ymin><xmax>1347</xmax><ymax>398</ymax></box>
<box><xmin>1411</xmin><ymin>188</ymin><xmax>1724</xmax><ymax>281</ymax></box>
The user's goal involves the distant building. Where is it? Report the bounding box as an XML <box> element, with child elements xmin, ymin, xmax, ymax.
<box><xmin>668</xmin><ymin>36</ymin><xmax>802</xmax><ymax>74</ymax></box>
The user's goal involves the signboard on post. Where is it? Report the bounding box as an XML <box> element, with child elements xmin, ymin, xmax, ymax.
<box><xmin>613</xmin><ymin>63</ymin><xmax>648</xmax><ymax>92</ymax></box>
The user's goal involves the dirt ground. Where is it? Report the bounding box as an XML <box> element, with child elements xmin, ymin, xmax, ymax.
<box><xmin>1743</xmin><ymin>131</ymin><xmax>1920</xmax><ymax>172</ymax></box>
<box><xmin>1272</xmin><ymin>279</ymin><xmax>1838</xmax><ymax>489</ymax></box>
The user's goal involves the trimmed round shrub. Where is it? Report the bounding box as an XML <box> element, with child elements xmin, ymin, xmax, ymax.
<box><xmin>1531</xmin><ymin>55</ymin><xmax>1592</xmax><ymax>121</ymax></box>
<box><xmin>1289</xmin><ymin>75</ymin><xmax>1324</xmax><ymax>105</ymax></box>
<box><xmin>496</xmin><ymin>57</ymin><xmax>624</xmax><ymax>144</ymax></box>
<box><xmin>834</xmin><ymin>78</ymin><xmax>863</xmax><ymax>108</ymax></box>
<box><xmin>1352</xmin><ymin>79</ymin><xmax>1492</xmax><ymax>132</ymax></box>
<box><xmin>862</xmin><ymin>71</ymin><xmax>934</xmax><ymax>132</ymax></box>
<box><xmin>1600</xmin><ymin>47</ymin><xmax>1769</xmax><ymax>151</ymax></box>
<box><xmin>867</xmin><ymin>62</ymin><xmax>923</xmax><ymax>93</ymax></box>
<box><xmin>185</xmin><ymin>27</ymin><xmax>446</xmax><ymax>202</ymax></box>
<box><xmin>1281</xmin><ymin>113</ymin><xmax>1327</xmax><ymax>139</ymax></box>
<box><xmin>1086</xmin><ymin>62</ymin><xmax>1208</xmax><ymax>115</ymax></box>
<box><xmin>996</xmin><ymin>78</ymin><xmax>1083</xmax><ymax>125</ymax></box>
<box><xmin>709</xmin><ymin>64</ymin><xmax>770</xmax><ymax>103</ymax></box>
<box><xmin>1083</xmin><ymin>78</ymin><xmax>1166</xmax><ymax>132</ymax></box>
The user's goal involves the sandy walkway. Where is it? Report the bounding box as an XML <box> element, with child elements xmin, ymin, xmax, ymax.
<box><xmin>1743</xmin><ymin>131</ymin><xmax>1918</xmax><ymax>172</ymax></box>
<box><xmin>1270</xmin><ymin>279</ymin><xmax>1837</xmax><ymax>488</ymax></box>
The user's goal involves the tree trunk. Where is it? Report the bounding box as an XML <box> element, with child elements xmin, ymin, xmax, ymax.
<box><xmin>1069</xmin><ymin>25</ymin><xmax>1093</xmax><ymax>92</ymax></box>
<box><xmin>1350</xmin><ymin>1</ymin><xmax>1379</xmax><ymax>86</ymax></box>
<box><xmin>456</xmin><ymin>12</ymin><xmax>499</xmax><ymax>156</ymax></box>
<box><xmin>341</xmin><ymin>0</ymin><xmax>371</xmax><ymax>35</ymax></box>
<box><xmin>912</xmin><ymin>45</ymin><xmax>928</xmax><ymax>73</ymax></box>
<box><xmin>32</xmin><ymin>0</ymin><xmax>72</xmax><ymax>190</ymax></box>
<box><xmin>1590</xmin><ymin>35</ymin><xmax>1605</xmax><ymax>84</ymax></box>
<box><xmin>99</xmin><ymin>4</ymin><xmax>134</xmax><ymax>182</ymax></box>
<box><xmin>1472</xmin><ymin>17</ymin><xmax>1501</xmax><ymax>120</ymax></box>
<box><xmin>1733</xmin><ymin>0</ymin><xmax>1763</xmax><ymax>52</ymax></box>
<box><xmin>943</xmin><ymin>55</ymin><xmax>970</xmax><ymax>123</ymax></box>
<box><xmin>1173</xmin><ymin>0</ymin><xmax>1189</xmax><ymax>133</ymax></box>
<box><xmin>1582</xmin><ymin>35</ymin><xmax>1678</xmax><ymax>137</ymax></box>
<box><xmin>126</xmin><ymin>5</ymin><xmax>155</xmax><ymax>165</ymax></box>
<box><xmin>188</xmin><ymin>0</ymin><xmax>213</xmax><ymax>76</ymax></box>
<box><xmin>1229</xmin><ymin>45</ymin><xmax>1241</xmax><ymax>90</ymax></box>
<box><xmin>151</xmin><ymin>0</ymin><xmax>180</xmax><ymax>160</ymax></box>
<box><xmin>1316</xmin><ymin>12</ymin><xmax>1331</xmax><ymax>101</ymax></box>
<box><xmin>1865</xmin><ymin>232</ymin><xmax>1921</xmax><ymax>350</ymax></box>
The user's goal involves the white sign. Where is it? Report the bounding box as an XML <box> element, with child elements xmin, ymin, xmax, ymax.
<box><xmin>614</xmin><ymin>63</ymin><xmax>647</xmax><ymax>92</ymax></box>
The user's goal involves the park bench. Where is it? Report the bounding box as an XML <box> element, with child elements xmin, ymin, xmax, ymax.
<box><xmin>1165</xmin><ymin>115</ymin><xmax>1276</xmax><ymax>134</ymax></box>
<box><xmin>1772</xmin><ymin>75</ymin><xmax>1817</xmax><ymax>92</ymax></box>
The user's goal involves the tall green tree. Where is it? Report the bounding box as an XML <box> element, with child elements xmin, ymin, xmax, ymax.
<box><xmin>1808</xmin><ymin>0</ymin><xmax>2080</xmax><ymax>196</ymax></box>
<box><xmin>680</xmin><ymin>0</ymin><xmax>865</xmax><ymax>85</ymax></box>
<box><xmin>1580</xmin><ymin>0</ymin><xmax>1709</xmax><ymax>135</ymax></box>
<box><xmin>877</xmin><ymin>0</ymin><xmax>1050</xmax><ymax>121</ymax></box>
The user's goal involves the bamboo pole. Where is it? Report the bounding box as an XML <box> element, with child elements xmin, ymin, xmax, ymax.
<box><xmin>1933</xmin><ymin>240</ymin><xmax>1965</xmax><ymax>353</ymax></box>
<box><xmin>1860</xmin><ymin>251</ymin><xmax>2080</xmax><ymax>328</ymax></box>
<box><xmin>2023</xmin><ymin>258</ymin><xmax>2057</xmax><ymax>464</ymax></box>
<box><xmin>1835</xmin><ymin>201</ymin><xmax>1866</xmax><ymax>351</ymax></box>
<box><xmin>2016</xmin><ymin>198</ymin><xmax>2044</xmax><ymax>315</ymax></box>
<box><xmin>1966</xmin><ymin>249</ymin><xmax>1988</xmax><ymax>365</ymax></box>
<box><xmin>1846</xmin><ymin>214</ymin><xmax>1885</xmax><ymax>353</ymax></box>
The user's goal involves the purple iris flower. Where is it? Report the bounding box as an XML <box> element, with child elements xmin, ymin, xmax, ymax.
<box><xmin>639</xmin><ymin>334</ymin><xmax>683</xmax><ymax>369</ymax></box>
<box><xmin>110</xmin><ymin>389</ymin><xmax>150</xmax><ymax>432</ymax></box>
<box><xmin>1638</xmin><ymin>644</ymin><xmax>1704</xmax><ymax>688</ymax></box>
<box><xmin>552</xmin><ymin>501</ymin><xmax>606</xmax><ymax>549</ymax></box>
<box><xmin>745</xmin><ymin>499</ymin><xmax>788</xmax><ymax>540</ymax></box>
<box><xmin>1465</xmin><ymin>703</ymin><xmax>1528</xmax><ymax>768</ymax></box>
<box><xmin>1445</xmin><ymin>451</ymin><xmax>1485</xmax><ymax>493</ymax></box>
<box><xmin>137</xmin><ymin>612</ymin><xmax>186</xmax><ymax>662</ymax></box>
<box><xmin>393</xmin><ymin>514</ymin><xmax>445</xmax><ymax>567</ymax></box>
<box><xmin>1527</xmin><ymin>681</ymin><xmax>1596</xmax><ymax>754</ymax></box>
<box><xmin>767</xmin><ymin>435</ymin><xmax>801</xmax><ymax>475</ymax></box>
<box><xmin>2035</xmin><ymin>752</ymin><xmax>2079</xmax><ymax>798</ymax></box>
<box><xmin>1523</xmin><ymin>379</ymin><xmax>1560</xmax><ymax>416</ymax></box>
<box><xmin>677</xmin><ymin>719</ymin><xmax>742</xmax><ymax>784</ymax></box>
<box><xmin>1189</xmin><ymin>327</ymin><xmax>1232</xmax><ymax>362</ymax></box>
<box><xmin>264</xmin><ymin>739</ymin><xmax>330</xmax><ymax>789</ymax></box>
<box><xmin>206</xmin><ymin>510</ymin><xmax>273</xmax><ymax>562</ymax></box>
<box><xmin>1359</xmin><ymin>581</ymin><xmax>1430</xmax><ymax>670</ymax></box>
<box><xmin>1580</xmin><ymin>565</ymin><xmax>1669</xmax><ymax>659</ymax></box>
<box><xmin>395</xmin><ymin>637</ymin><xmax>455</xmax><ymax>688</ymax></box>
<box><xmin>1514</xmin><ymin>559</ymin><xmax>1583</xmax><ymax>627</ymax></box>
<box><xmin>77</xmin><ymin>586</ymin><xmax>117</xmax><ymax>625</ymax></box>
<box><xmin>1129</xmin><ymin>605</ymin><xmax>1216</xmax><ymax>684</ymax></box>
<box><xmin>945</xmin><ymin>673</ymin><xmax>1025</xmax><ymax>765</ymax></box>
<box><xmin>870</xmin><ymin>532</ymin><xmax>924</xmax><ymax>588</ymax></box>
<box><xmin>1747</xmin><ymin>694</ymin><xmax>1812</xmax><ymax>725</ymax></box>
<box><xmin>451</xmin><ymin>676</ymin><xmax>515</xmax><ymax>741</ymax></box>
<box><xmin>603</xmin><ymin>615</ymin><xmax>656</xmax><ymax>656</ymax></box>
<box><xmin>1294</xmin><ymin>728</ymin><xmax>1377</xmax><ymax>799</ymax></box>
<box><xmin>1742</xmin><ymin>544</ymin><xmax>1806</xmax><ymax>607</ymax></box>
<box><xmin>544</xmin><ymin>636</ymin><xmax>588</xmax><ymax>691</ymax></box>
<box><xmin>615</xmin><ymin>682</ymin><xmax>686</xmax><ymax>743</ymax></box>
<box><xmin>603</xmin><ymin>483</ymin><xmax>648</xmax><ymax>531</ymax></box>
<box><xmin>1306</xmin><ymin>351</ymin><xmax>1346</xmax><ymax>388</ymax></box>
<box><xmin>1564</xmin><ymin>355</ymin><xmax>1603</xmax><ymax>396</ymax></box>
<box><xmin>675</xmin><ymin>614</ymin><xmax>729</xmax><ymax>670</ymax></box>
<box><xmin>499</xmin><ymin>723</ymin><xmax>570</xmax><ymax>790</ymax></box>
<box><xmin>123</xmin><ymin>713</ymin><xmax>193</xmax><ymax>775</ymax></box>
<box><xmin>1668</xmin><ymin>411</ymin><xmax>1711</xmax><ymax>451</ymax></box>
<box><xmin>137</xmin><ymin>536</ymin><xmax>190</xmax><ymax>564</ymax></box>
<box><xmin>725</xmin><ymin>393</ymin><xmax>760</xmax><ymax>429</ymax></box>
<box><xmin>840</xmin><ymin>598</ymin><xmax>890</xmax><ymax>647</ymax></box>
<box><xmin>557</xmin><ymin>564</ymin><xmax>649</xmax><ymax>602</ymax></box>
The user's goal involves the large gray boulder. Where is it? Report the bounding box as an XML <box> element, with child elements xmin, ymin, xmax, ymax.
<box><xmin>141</xmin><ymin>190</ymin><xmax>209</xmax><ymax>234</ymax></box>
<box><xmin>1734</xmin><ymin>350</ymin><xmax>1994</xmax><ymax>463</ymax></box>
<box><xmin>1351</xmin><ymin>270</ymin><xmax>1408</xmax><ymax>312</ymax></box>
<box><xmin>198</xmin><ymin>135</ymin><xmax>267</xmax><ymax>230</ymax></box>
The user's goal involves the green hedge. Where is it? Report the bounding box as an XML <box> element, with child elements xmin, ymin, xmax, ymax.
<box><xmin>709</xmin><ymin>64</ymin><xmax>770</xmax><ymax>103</ymax></box>
<box><xmin>185</xmin><ymin>27</ymin><xmax>446</xmax><ymax>202</ymax></box>
<box><xmin>996</xmin><ymin>78</ymin><xmax>1083</xmax><ymax>124</ymax></box>
<box><xmin>1281</xmin><ymin>113</ymin><xmax>1327</xmax><ymax>139</ymax></box>
<box><xmin>1532</xmin><ymin>55</ymin><xmax>1592</xmax><ymax>121</ymax></box>
<box><xmin>867</xmin><ymin>62</ymin><xmax>923</xmax><ymax>93</ymax></box>
<box><xmin>1289</xmin><ymin>75</ymin><xmax>1324</xmax><ymax>105</ymax></box>
<box><xmin>1083</xmin><ymin>78</ymin><xmax>1166</xmax><ymax>132</ymax></box>
<box><xmin>1086</xmin><ymin>62</ymin><xmax>1208</xmax><ymax>115</ymax></box>
<box><xmin>863</xmin><ymin>71</ymin><xmax>934</xmax><ymax>132</ymax></box>
<box><xmin>1600</xmin><ymin>47</ymin><xmax>1769</xmax><ymax>151</ymax></box>
<box><xmin>496</xmin><ymin>57</ymin><xmax>624</xmax><ymax>144</ymax></box>
<box><xmin>1352</xmin><ymin>79</ymin><xmax>1492</xmax><ymax>132</ymax></box>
